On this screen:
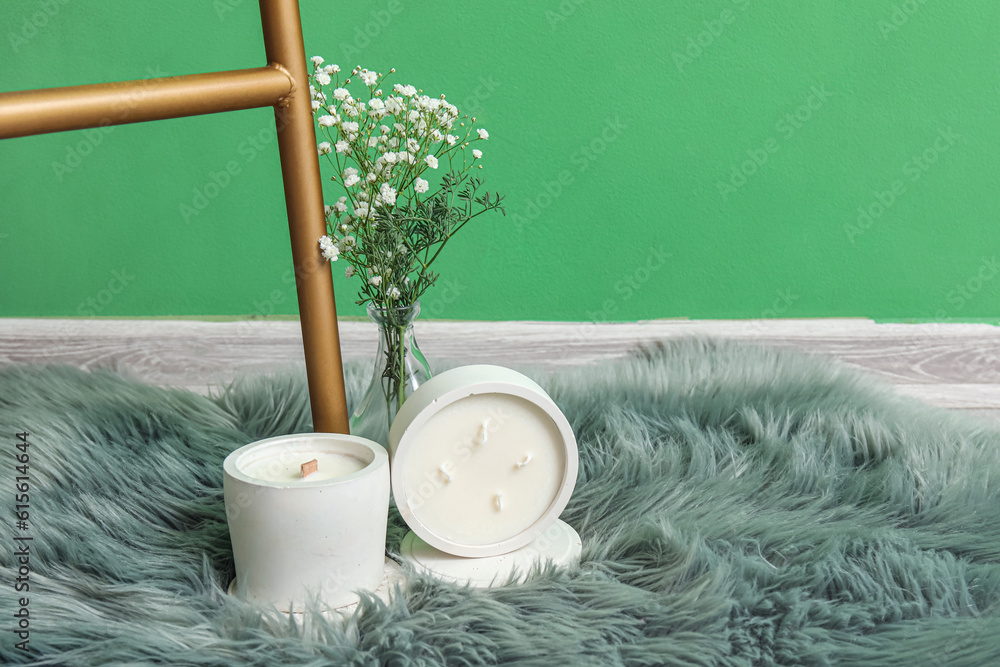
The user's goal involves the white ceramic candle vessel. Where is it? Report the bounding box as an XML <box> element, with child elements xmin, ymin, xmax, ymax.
<box><xmin>388</xmin><ymin>365</ymin><xmax>579</xmax><ymax>558</ymax></box>
<box><xmin>223</xmin><ymin>433</ymin><xmax>389</xmax><ymax>611</ymax></box>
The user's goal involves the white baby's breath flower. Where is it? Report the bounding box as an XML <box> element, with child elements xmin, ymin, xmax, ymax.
<box><xmin>333</xmin><ymin>198</ymin><xmax>348</xmax><ymax>214</ymax></box>
<box><xmin>341</xmin><ymin>121</ymin><xmax>359</xmax><ymax>134</ymax></box>
<box><xmin>387</xmin><ymin>285</ymin><xmax>401</xmax><ymax>299</ymax></box>
<box><xmin>393</xmin><ymin>83</ymin><xmax>417</xmax><ymax>97</ymax></box>
<box><xmin>477</xmin><ymin>128</ymin><xmax>489</xmax><ymax>140</ymax></box>
<box><xmin>379</xmin><ymin>183</ymin><xmax>397</xmax><ymax>206</ymax></box>
<box><xmin>414</xmin><ymin>177</ymin><xmax>429</xmax><ymax>193</ymax></box>
<box><xmin>369</xmin><ymin>275</ymin><xmax>383</xmax><ymax>287</ymax></box>
<box><xmin>407</xmin><ymin>110</ymin><xmax>420</xmax><ymax>123</ymax></box>
<box><xmin>324</xmin><ymin>205</ymin><xmax>334</xmax><ymax>217</ymax></box>
<box><xmin>368</xmin><ymin>98</ymin><xmax>385</xmax><ymax>112</ymax></box>
<box><xmin>335</xmin><ymin>139</ymin><xmax>350</xmax><ymax>154</ymax></box>
<box><xmin>318</xmin><ymin>114</ymin><xmax>338</xmax><ymax>126</ymax></box>
<box><xmin>367</xmin><ymin>136</ymin><xmax>380</xmax><ymax>148</ymax></box>
<box><xmin>445</xmin><ymin>134</ymin><xmax>457</xmax><ymax>146</ymax></box>
<box><xmin>472</xmin><ymin>149</ymin><xmax>483</xmax><ymax>159</ymax></box>
<box><xmin>430</xmin><ymin>129</ymin><xmax>443</xmax><ymax>142</ymax></box>
<box><xmin>332</xmin><ymin>87</ymin><xmax>350</xmax><ymax>100</ymax></box>
<box><xmin>318</xmin><ymin>235</ymin><xmax>339</xmax><ymax>261</ymax></box>
<box><xmin>424</xmin><ymin>155</ymin><xmax>439</xmax><ymax>169</ymax></box>
<box><xmin>360</xmin><ymin>69</ymin><xmax>379</xmax><ymax>86</ymax></box>
<box><xmin>406</xmin><ymin>138</ymin><xmax>420</xmax><ymax>153</ymax></box>
<box><xmin>311</xmin><ymin>100</ymin><xmax>322</xmax><ymax>110</ymax></box>
<box><xmin>310</xmin><ymin>56</ymin><xmax>324</xmax><ymax>66</ymax></box>
<box><xmin>342</xmin><ymin>167</ymin><xmax>360</xmax><ymax>187</ymax></box>
<box><xmin>315</xmin><ymin>71</ymin><xmax>331</xmax><ymax>86</ymax></box>
<box><xmin>367</xmin><ymin>171</ymin><xmax>378</xmax><ymax>182</ymax></box>
<box><xmin>383</xmin><ymin>151</ymin><xmax>397</xmax><ymax>164</ymax></box>
<box><xmin>317</xmin><ymin>142</ymin><xmax>332</xmax><ymax>155</ymax></box>
<box><xmin>323</xmin><ymin>64</ymin><xmax>340</xmax><ymax>74</ymax></box>
<box><xmin>345</xmin><ymin>266</ymin><xmax>355</xmax><ymax>278</ymax></box>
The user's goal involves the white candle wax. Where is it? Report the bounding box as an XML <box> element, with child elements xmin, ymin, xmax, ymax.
<box><xmin>241</xmin><ymin>451</ymin><xmax>366</xmax><ymax>483</ymax></box>
<box><xmin>401</xmin><ymin>392</ymin><xmax>566</xmax><ymax>546</ymax></box>
<box><xmin>390</xmin><ymin>365</ymin><xmax>579</xmax><ymax>558</ymax></box>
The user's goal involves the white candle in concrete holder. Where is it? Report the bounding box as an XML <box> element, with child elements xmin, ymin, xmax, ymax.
<box><xmin>388</xmin><ymin>365</ymin><xmax>578</xmax><ymax>558</ymax></box>
<box><xmin>223</xmin><ymin>433</ymin><xmax>389</xmax><ymax>611</ymax></box>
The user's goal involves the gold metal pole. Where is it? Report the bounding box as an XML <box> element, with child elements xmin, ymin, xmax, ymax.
<box><xmin>260</xmin><ymin>0</ymin><xmax>349</xmax><ymax>434</ymax></box>
<box><xmin>0</xmin><ymin>0</ymin><xmax>351</xmax><ymax>434</ymax></box>
<box><xmin>0</xmin><ymin>67</ymin><xmax>292</xmax><ymax>140</ymax></box>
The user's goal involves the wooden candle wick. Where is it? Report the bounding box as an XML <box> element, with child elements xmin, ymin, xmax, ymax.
<box><xmin>300</xmin><ymin>458</ymin><xmax>319</xmax><ymax>478</ymax></box>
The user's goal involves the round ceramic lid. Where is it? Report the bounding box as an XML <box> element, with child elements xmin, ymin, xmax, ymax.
<box><xmin>388</xmin><ymin>365</ymin><xmax>578</xmax><ymax>558</ymax></box>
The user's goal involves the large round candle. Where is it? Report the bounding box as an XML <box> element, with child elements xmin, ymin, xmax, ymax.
<box><xmin>388</xmin><ymin>365</ymin><xmax>578</xmax><ymax>558</ymax></box>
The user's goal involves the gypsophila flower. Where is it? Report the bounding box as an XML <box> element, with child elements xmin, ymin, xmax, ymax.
<box><xmin>318</xmin><ymin>115</ymin><xmax>338</xmax><ymax>127</ymax></box>
<box><xmin>446</xmin><ymin>134</ymin><xmax>457</xmax><ymax>146</ymax></box>
<box><xmin>369</xmin><ymin>275</ymin><xmax>383</xmax><ymax>287</ymax></box>
<box><xmin>477</xmin><ymin>129</ymin><xmax>489</xmax><ymax>140</ymax></box>
<box><xmin>333</xmin><ymin>87</ymin><xmax>350</xmax><ymax>100</ymax></box>
<box><xmin>387</xmin><ymin>286</ymin><xmax>401</xmax><ymax>299</ymax></box>
<box><xmin>424</xmin><ymin>155</ymin><xmax>439</xmax><ymax>169</ymax></box>
<box><xmin>311</xmin><ymin>56</ymin><xmax>324</xmax><ymax>66</ymax></box>
<box><xmin>341</xmin><ymin>121</ymin><xmax>359</xmax><ymax>134</ymax></box>
<box><xmin>345</xmin><ymin>266</ymin><xmax>355</xmax><ymax>278</ymax></box>
<box><xmin>472</xmin><ymin>149</ymin><xmax>482</xmax><ymax>159</ymax></box>
<box><xmin>315</xmin><ymin>71</ymin><xmax>331</xmax><ymax>86</ymax></box>
<box><xmin>406</xmin><ymin>138</ymin><xmax>420</xmax><ymax>153</ymax></box>
<box><xmin>335</xmin><ymin>140</ymin><xmax>350</xmax><ymax>154</ymax></box>
<box><xmin>319</xmin><ymin>235</ymin><xmax>339</xmax><ymax>261</ymax></box>
<box><xmin>318</xmin><ymin>142</ymin><xmax>332</xmax><ymax>155</ymax></box>
<box><xmin>311</xmin><ymin>100</ymin><xmax>322</xmax><ymax>110</ymax></box>
<box><xmin>378</xmin><ymin>183</ymin><xmax>397</xmax><ymax>205</ymax></box>
<box><xmin>342</xmin><ymin>167</ymin><xmax>360</xmax><ymax>187</ymax></box>
<box><xmin>334</xmin><ymin>198</ymin><xmax>348</xmax><ymax>213</ymax></box>
<box><xmin>393</xmin><ymin>83</ymin><xmax>417</xmax><ymax>97</ymax></box>
<box><xmin>413</xmin><ymin>177</ymin><xmax>429</xmax><ymax>193</ymax></box>
<box><xmin>360</xmin><ymin>69</ymin><xmax>379</xmax><ymax>86</ymax></box>
<box><xmin>323</xmin><ymin>64</ymin><xmax>340</xmax><ymax>74</ymax></box>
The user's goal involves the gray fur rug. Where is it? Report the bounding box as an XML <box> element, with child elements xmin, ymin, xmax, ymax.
<box><xmin>1</xmin><ymin>338</ymin><xmax>999</xmax><ymax>666</ymax></box>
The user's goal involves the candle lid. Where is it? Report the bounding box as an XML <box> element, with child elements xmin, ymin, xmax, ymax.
<box><xmin>388</xmin><ymin>365</ymin><xmax>578</xmax><ymax>558</ymax></box>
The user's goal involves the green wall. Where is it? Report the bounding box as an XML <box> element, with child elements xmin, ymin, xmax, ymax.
<box><xmin>2</xmin><ymin>0</ymin><xmax>999</xmax><ymax>322</ymax></box>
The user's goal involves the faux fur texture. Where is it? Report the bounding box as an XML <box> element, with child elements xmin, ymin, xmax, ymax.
<box><xmin>1</xmin><ymin>338</ymin><xmax>999</xmax><ymax>666</ymax></box>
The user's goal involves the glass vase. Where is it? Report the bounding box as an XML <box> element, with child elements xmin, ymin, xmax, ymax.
<box><xmin>350</xmin><ymin>301</ymin><xmax>431</xmax><ymax>446</ymax></box>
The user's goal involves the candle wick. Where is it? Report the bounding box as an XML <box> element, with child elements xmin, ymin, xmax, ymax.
<box><xmin>495</xmin><ymin>492</ymin><xmax>504</xmax><ymax>511</ymax></box>
<box><xmin>437</xmin><ymin>466</ymin><xmax>452</xmax><ymax>483</ymax></box>
<box><xmin>476</xmin><ymin>421</ymin><xmax>489</xmax><ymax>446</ymax></box>
<box><xmin>300</xmin><ymin>458</ymin><xmax>319</xmax><ymax>478</ymax></box>
<box><xmin>516</xmin><ymin>454</ymin><xmax>533</xmax><ymax>469</ymax></box>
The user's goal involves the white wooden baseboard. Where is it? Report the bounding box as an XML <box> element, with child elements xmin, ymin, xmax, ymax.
<box><xmin>1</xmin><ymin>318</ymin><xmax>999</xmax><ymax>419</ymax></box>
